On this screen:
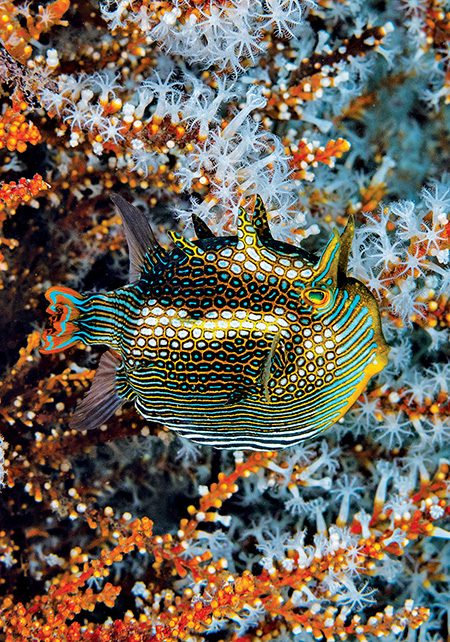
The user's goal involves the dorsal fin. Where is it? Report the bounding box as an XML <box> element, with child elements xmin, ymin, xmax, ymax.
<box><xmin>252</xmin><ymin>194</ymin><xmax>271</xmax><ymax>241</ymax></box>
<box><xmin>70</xmin><ymin>350</ymin><xmax>123</xmax><ymax>431</ymax></box>
<box><xmin>110</xmin><ymin>193</ymin><xmax>165</xmax><ymax>282</ymax></box>
<box><xmin>338</xmin><ymin>215</ymin><xmax>355</xmax><ymax>281</ymax></box>
<box><xmin>192</xmin><ymin>214</ymin><xmax>214</xmax><ymax>239</ymax></box>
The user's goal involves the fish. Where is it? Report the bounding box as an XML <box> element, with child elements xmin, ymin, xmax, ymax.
<box><xmin>41</xmin><ymin>194</ymin><xmax>390</xmax><ymax>450</ymax></box>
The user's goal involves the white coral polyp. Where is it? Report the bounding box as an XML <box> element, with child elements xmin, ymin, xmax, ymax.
<box><xmin>100</xmin><ymin>0</ymin><xmax>309</xmax><ymax>69</ymax></box>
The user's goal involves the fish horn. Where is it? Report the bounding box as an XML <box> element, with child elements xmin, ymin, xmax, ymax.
<box><xmin>252</xmin><ymin>194</ymin><xmax>271</xmax><ymax>242</ymax></box>
<box><xmin>168</xmin><ymin>230</ymin><xmax>205</xmax><ymax>257</ymax></box>
<box><xmin>192</xmin><ymin>214</ymin><xmax>215</xmax><ymax>239</ymax></box>
<box><xmin>314</xmin><ymin>228</ymin><xmax>341</xmax><ymax>285</ymax></box>
<box><xmin>338</xmin><ymin>215</ymin><xmax>355</xmax><ymax>280</ymax></box>
<box><xmin>236</xmin><ymin>205</ymin><xmax>258</xmax><ymax>249</ymax></box>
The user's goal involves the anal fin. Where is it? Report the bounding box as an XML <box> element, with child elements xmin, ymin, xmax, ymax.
<box><xmin>70</xmin><ymin>350</ymin><xmax>124</xmax><ymax>431</ymax></box>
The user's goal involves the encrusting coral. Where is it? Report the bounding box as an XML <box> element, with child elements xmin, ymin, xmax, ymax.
<box><xmin>0</xmin><ymin>0</ymin><xmax>449</xmax><ymax>640</ymax></box>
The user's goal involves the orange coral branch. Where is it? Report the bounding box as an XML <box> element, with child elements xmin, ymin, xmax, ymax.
<box><xmin>265</xmin><ymin>24</ymin><xmax>392</xmax><ymax>115</ymax></box>
<box><xmin>0</xmin><ymin>97</ymin><xmax>42</xmax><ymax>154</ymax></box>
<box><xmin>1</xmin><ymin>454</ymin><xmax>446</xmax><ymax>641</ymax></box>
<box><xmin>288</xmin><ymin>138</ymin><xmax>351</xmax><ymax>181</ymax></box>
<box><xmin>0</xmin><ymin>0</ymin><xmax>69</xmax><ymax>63</ymax></box>
<box><xmin>0</xmin><ymin>174</ymin><xmax>49</xmax><ymax>213</ymax></box>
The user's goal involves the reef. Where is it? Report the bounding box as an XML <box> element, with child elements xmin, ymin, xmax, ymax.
<box><xmin>0</xmin><ymin>0</ymin><xmax>449</xmax><ymax>640</ymax></box>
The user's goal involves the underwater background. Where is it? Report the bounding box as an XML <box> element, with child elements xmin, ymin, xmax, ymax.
<box><xmin>0</xmin><ymin>0</ymin><xmax>449</xmax><ymax>640</ymax></box>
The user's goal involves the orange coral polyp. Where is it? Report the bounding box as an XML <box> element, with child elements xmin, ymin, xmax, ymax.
<box><xmin>0</xmin><ymin>174</ymin><xmax>49</xmax><ymax>215</ymax></box>
<box><xmin>0</xmin><ymin>0</ymin><xmax>69</xmax><ymax>63</ymax></box>
<box><xmin>0</xmin><ymin>101</ymin><xmax>42</xmax><ymax>153</ymax></box>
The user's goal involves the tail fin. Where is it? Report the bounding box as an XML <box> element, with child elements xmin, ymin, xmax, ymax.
<box><xmin>41</xmin><ymin>286</ymin><xmax>84</xmax><ymax>353</ymax></box>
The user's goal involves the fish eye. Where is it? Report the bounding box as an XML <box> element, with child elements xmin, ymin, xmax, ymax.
<box><xmin>303</xmin><ymin>288</ymin><xmax>331</xmax><ymax>307</ymax></box>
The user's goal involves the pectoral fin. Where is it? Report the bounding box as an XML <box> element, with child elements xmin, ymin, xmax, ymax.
<box><xmin>261</xmin><ymin>331</ymin><xmax>282</xmax><ymax>402</ymax></box>
<box><xmin>70</xmin><ymin>350</ymin><xmax>124</xmax><ymax>431</ymax></box>
<box><xmin>225</xmin><ymin>331</ymin><xmax>283</xmax><ymax>405</ymax></box>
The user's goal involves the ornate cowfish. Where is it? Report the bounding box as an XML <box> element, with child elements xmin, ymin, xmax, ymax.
<box><xmin>41</xmin><ymin>195</ymin><xmax>389</xmax><ymax>450</ymax></box>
